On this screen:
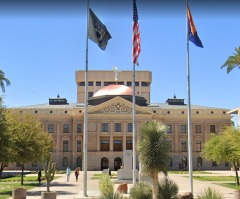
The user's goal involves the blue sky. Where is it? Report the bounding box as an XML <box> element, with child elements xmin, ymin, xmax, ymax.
<box><xmin>0</xmin><ymin>0</ymin><xmax>239</xmax><ymax>122</ymax></box>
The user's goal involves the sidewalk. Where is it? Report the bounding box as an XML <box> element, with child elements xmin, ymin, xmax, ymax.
<box><xmin>8</xmin><ymin>170</ymin><xmax>236</xmax><ymax>199</ymax></box>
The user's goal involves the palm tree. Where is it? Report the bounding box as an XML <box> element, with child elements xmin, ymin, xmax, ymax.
<box><xmin>0</xmin><ymin>70</ymin><xmax>10</xmax><ymax>93</ymax></box>
<box><xmin>221</xmin><ymin>47</ymin><xmax>240</xmax><ymax>73</ymax></box>
<box><xmin>137</xmin><ymin>120</ymin><xmax>171</xmax><ymax>199</ymax></box>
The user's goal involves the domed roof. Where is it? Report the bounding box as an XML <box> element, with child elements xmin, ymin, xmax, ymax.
<box><xmin>93</xmin><ymin>84</ymin><xmax>138</xmax><ymax>97</ymax></box>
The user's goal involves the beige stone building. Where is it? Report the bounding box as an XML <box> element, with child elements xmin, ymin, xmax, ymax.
<box><xmin>7</xmin><ymin>70</ymin><xmax>232</xmax><ymax>171</ymax></box>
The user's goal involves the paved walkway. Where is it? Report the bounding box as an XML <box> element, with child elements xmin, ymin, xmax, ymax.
<box><xmin>7</xmin><ymin>170</ymin><xmax>237</xmax><ymax>199</ymax></box>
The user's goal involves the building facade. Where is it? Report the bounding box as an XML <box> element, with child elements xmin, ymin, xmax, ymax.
<box><xmin>7</xmin><ymin>70</ymin><xmax>232</xmax><ymax>171</ymax></box>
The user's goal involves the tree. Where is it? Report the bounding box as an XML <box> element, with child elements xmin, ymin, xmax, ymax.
<box><xmin>11</xmin><ymin>113</ymin><xmax>53</xmax><ymax>185</ymax></box>
<box><xmin>202</xmin><ymin>126</ymin><xmax>240</xmax><ymax>186</ymax></box>
<box><xmin>221</xmin><ymin>47</ymin><xmax>240</xmax><ymax>73</ymax></box>
<box><xmin>137</xmin><ymin>120</ymin><xmax>171</xmax><ymax>199</ymax></box>
<box><xmin>0</xmin><ymin>70</ymin><xmax>10</xmax><ymax>93</ymax></box>
<box><xmin>0</xmin><ymin>110</ymin><xmax>53</xmax><ymax>184</ymax></box>
<box><xmin>0</xmin><ymin>100</ymin><xmax>13</xmax><ymax>177</ymax></box>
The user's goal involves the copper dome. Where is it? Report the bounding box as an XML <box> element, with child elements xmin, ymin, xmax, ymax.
<box><xmin>93</xmin><ymin>84</ymin><xmax>138</xmax><ymax>97</ymax></box>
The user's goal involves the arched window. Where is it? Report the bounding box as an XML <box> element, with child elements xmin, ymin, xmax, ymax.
<box><xmin>169</xmin><ymin>158</ymin><xmax>173</xmax><ymax>167</ymax></box>
<box><xmin>114</xmin><ymin>157</ymin><xmax>122</xmax><ymax>171</ymax></box>
<box><xmin>197</xmin><ymin>157</ymin><xmax>202</xmax><ymax>167</ymax></box>
<box><xmin>62</xmin><ymin>157</ymin><xmax>68</xmax><ymax>167</ymax></box>
<box><xmin>76</xmin><ymin>157</ymin><xmax>82</xmax><ymax>168</ymax></box>
<box><xmin>212</xmin><ymin>161</ymin><xmax>217</xmax><ymax>167</ymax></box>
<box><xmin>101</xmin><ymin>157</ymin><xmax>109</xmax><ymax>170</ymax></box>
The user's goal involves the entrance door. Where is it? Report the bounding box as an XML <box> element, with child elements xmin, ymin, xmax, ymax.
<box><xmin>114</xmin><ymin>157</ymin><xmax>122</xmax><ymax>171</ymax></box>
<box><xmin>101</xmin><ymin>157</ymin><xmax>109</xmax><ymax>170</ymax></box>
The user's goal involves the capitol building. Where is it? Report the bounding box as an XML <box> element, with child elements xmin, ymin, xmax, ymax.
<box><xmin>7</xmin><ymin>70</ymin><xmax>232</xmax><ymax>171</ymax></box>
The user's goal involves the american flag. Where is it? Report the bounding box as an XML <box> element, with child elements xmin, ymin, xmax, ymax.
<box><xmin>133</xmin><ymin>0</ymin><xmax>141</xmax><ymax>65</ymax></box>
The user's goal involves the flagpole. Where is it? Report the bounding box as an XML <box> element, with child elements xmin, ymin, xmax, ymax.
<box><xmin>83</xmin><ymin>0</ymin><xmax>89</xmax><ymax>196</ymax></box>
<box><xmin>132</xmin><ymin>63</ymin><xmax>136</xmax><ymax>185</ymax></box>
<box><xmin>186</xmin><ymin>0</ymin><xmax>193</xmax><ymax>194</ymax></box>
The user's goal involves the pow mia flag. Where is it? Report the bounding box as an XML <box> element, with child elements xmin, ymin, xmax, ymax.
<box><xmin>88</xmin><ymin>8</ymin><xmax>111</xmax><ymax>50</ymax></box>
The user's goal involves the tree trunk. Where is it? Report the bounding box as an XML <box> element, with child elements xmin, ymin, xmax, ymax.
<box><xmin>234</xmin><ymin>162</ymin><xmax>239</xmax><ymax>186</ymax></box>
<box><xmin>152</xmin><ymin>171</ymin><xmax>159</xmax><ymax>199</ymax></box>
<box><xmin>0</xmin><ymin>162</ymin><xmax>5</xmax><ymax>178</ymax></box>
<box><xmin>47</xmin><ymin>181</ymin><xmax>50</xmax><ymax>192</ymax></box>
<box><xmin>21</xmin><ymin>164</ymin><xmax>24</xmax><ymax>185</ymax></box>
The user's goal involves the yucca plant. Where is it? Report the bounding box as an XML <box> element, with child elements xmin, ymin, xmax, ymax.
<box><xmin>129</xmin><ymin>182</ymin><xmax>152</xmax><ymax>199</ymax></box>
<box><xmin>196</xmin><ymin>187</ymin><xmax>224</xmax><ymax>199</ymax></box>
<box><xmin>158</xmin><ymin>177</ymin><xmax>179</xmax><ymax>199</ymax></box>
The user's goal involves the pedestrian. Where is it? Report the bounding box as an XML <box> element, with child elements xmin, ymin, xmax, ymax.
<box><xmin>66</xmin><ymin>166</ymin><xmax>71</xmax><ymax>182</ymax></box>
<box><xmin>74</xmin><ymin>167</ymin><xmax>80</xmax><ymax>182</ymax></box>
<box><xmin>38</xmin><ymin>170</ymin><xmax>42</xmax><ymax>184</ymax></box>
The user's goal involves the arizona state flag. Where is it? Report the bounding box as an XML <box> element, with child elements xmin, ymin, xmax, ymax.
<box><xmin>88</xmin><ymin>8</ymin><xmax>111</xmax><ymax>50</ymax></box>
<box><xmin>187</xmin><ymin>4</ymin><xmax>203</xmax><ymax>48</ymax></box>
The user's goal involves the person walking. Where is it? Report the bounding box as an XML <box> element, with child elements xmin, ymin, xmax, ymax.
<box><xmin>38</xmin><ymin>170</ymin><xmax>42</xmax><ymax>184</ymax></box>
<box><xmin>66</xmin><ymin>166</ymin><xmax>71</xmax><ymax>182</ymax></box>
<box><xmin>74</xmin><ymin>167</ymin><xmax>80</xmax><ymax>182</ymax></box>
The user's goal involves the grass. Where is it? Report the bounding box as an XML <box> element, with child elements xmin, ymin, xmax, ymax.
<box><xmin>192</xmin><ymin>175</ymin><xmax>240</xmax><ymax>190</ymax></box>
<box><xmin>193</xmin><ymin>176</ymin><xmax>236</xmax><ymax>181</ymax></box>
<box><xmin>168</xmin><ymin>170</ymin><xmax>211</xmax><ymax>174</ymax></box>
<box><xmin>0</xmin><ymin>175</ymin><xmax>61</xmax><ymax>199</ymax></box>
<box><xmin>0</xmin><ymin>182</ymin><xmax>37</xmax><ymax>199</ymax></box>
<box><xmin>91</xmin><ymin>173</ymin><xmax>117</xmax><ymax>179</ymax></box>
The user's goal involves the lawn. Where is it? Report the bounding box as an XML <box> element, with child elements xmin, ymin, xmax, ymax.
<box><xmin>0</xmin><ymin>175</ymin><xmax>61</xmax><ymax>199</ymax></box>
<box><xmin>91</xmin><ymin>173</ymin><xmax>117</xmax><ymax>179</ymax></box>
<box><xmin>192</xmin><ymin>175</ymin><xmax>240</xmax><ymax>190</ymax></box>
<box><xmin>193</xmin><ymin>176</ymin><xmax>236</xmax><ymax>181</ymax></box>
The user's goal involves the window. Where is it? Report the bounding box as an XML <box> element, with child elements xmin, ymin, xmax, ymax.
<box><xmin>63</xmin><ymin>140</ymin><xmax>69</xmax><ymax>152</ymax></box>
<box><xmin>113</xmin><ymin>140</ymin><xmax>122</xmax><ymax>151</ymax></box>
<box><xmin>16</xmin><ymin>162</ymin><xmax>22</xmax><ymax>167</ymax></box>
<box><xmin>181</xmin><ymin>140</ymin><xmax>187</xmax><ymax>152</ymax></box>
<box><xmin>141</xmin><ymin>82</ymin><xmax>149</xmax><ymax>86</ymax></box>
<box><xmin>79</xmin><ymin>82</ymin><xmax>85</xmax><ymax>86</ymax></box>
<box><xmin>126</xmin><ymin>140</ymin><xmax>132</xmax><ymax>150</ymax></box>
<box><xmin>196</xmin><ymin>125</ymin><xmax>201</xmax><ymax>133</ymax></box>
<box><xmin>63</xmin><ymin>124</ymin><xmax>69</xmax><ymax>133</ymax></box>
<box><xmin>210</xmin><ymin>125</ymin><xmax>216</xmax><ymax>133</ymax></box>
<box><xmin>197</xmin><ymin>157</ymin><xmax>202</xmax><ymax>167</ymax></box>
<box><xmin>88</xmin><ymin>92</ymin><xmax>93</xmax><ymax>98</ymax></box>
<box><xmin>169</xmin><ymin>158</ymin><xmax>173</xmax><ymax>167</ymax></box>
<box><xmin>135</xmin><ymin>82</ymin><xmax>139</xmax><ymax>86</ymax></box>
<box><xmin>77</xmin><ymin>124</ymin><xmax>82</xmax><ymax>133</ymax></box>
<box><xmin>127</xmin><ymin>123</ymin><xmax>133</xmax><ymax>132</ymax></box>
<box><xmin>62</xmin><ymin>157</ymin><xmax>68</xmax><ymax>167</ymax></box>
<box><xmin>101</xmin><ymin>123</ymin><xmax>108</xmax><ymax>132</ymax></box>
<box><xmin>127</xmin><ymin>82</ymin><xmax>132</xmax><ymax>86</ymax></box>
<box><xmin>32</xmin><ymin>162</ymin><xmax>37</xmax><ymax>167</ymax></box>
<box><xmin>88</xmin><ymin>82</ymin><xmax>93</xmax><ymax>86</ymax></box>
<box><xmin>181</xmin><ymin>125</ymin><xmax>187</xmax><ymax>134</ymax></box>
<box><xmin>115</xmin><ymin>123</ymin><xmax>121</xmax><ymax>132</ymax></box>
<box><xmin>76</xmin><ymin>157</ymin><xmax>82</xmax><ymax>167</ymax></box>
<box><xmin>77</xmin><ymin>140</ymin><xmax>81</xmax><ymax>152</ymax></box>
<box><xmin>212</xmin><ymin>161</ymin><xmax>217</xmax><ymax>167</ymax></box>
<box><xmin>196</xmin><ymin>140</ymin><xmax>202</xmax><ymax>152</ymax></box>
<box><xmin>48</xmin><ymin>124</ymin><xmax>54</xmax><ymax>133</ymax></box>
<box><xmin>104</xmin><ymin>82</ymin><xmax>115</xmax><ymax>86</ymax></box>
<box><xmin>168</xmin><ymin>140</ymin><xmax>172</xmax><ymax>152</ymax></box>
<box><xmin>96</xmin><ymin>82</ymin><xmax>101</xmax><ymax>86</ymax></box>
<box><xmin>101</xmin><ymin>140</ymin><xmax>109</xmax><ymax>151</ymax></box>
<box><xmin>167</xmin><ymin>125</ymin><xmax>172</xmax><ymax>134</ymax></box>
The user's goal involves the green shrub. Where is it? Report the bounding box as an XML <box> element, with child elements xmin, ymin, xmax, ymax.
<box><xmin>158</xmin><ymin>177</ymin><xmax>179</xmax><ymax>199</ymax></box>
<box><xmin>99</xmin><ymin>192</ymin><xmax>123</xmax><ymax>199</ymax></box>
<box><xmin>129</xmin><ymin>182</ymin><xmax>152</xmax><ymax>199</ymax></box>
<box><xmin>196</xmin><ymin>187</ymin><xmax>224</xmax><ymax>199</ymax></box>
<box><xmin>99</xmin><ymin>174</ymin><xmax>114</xmax><ymax>197</ymax></box>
